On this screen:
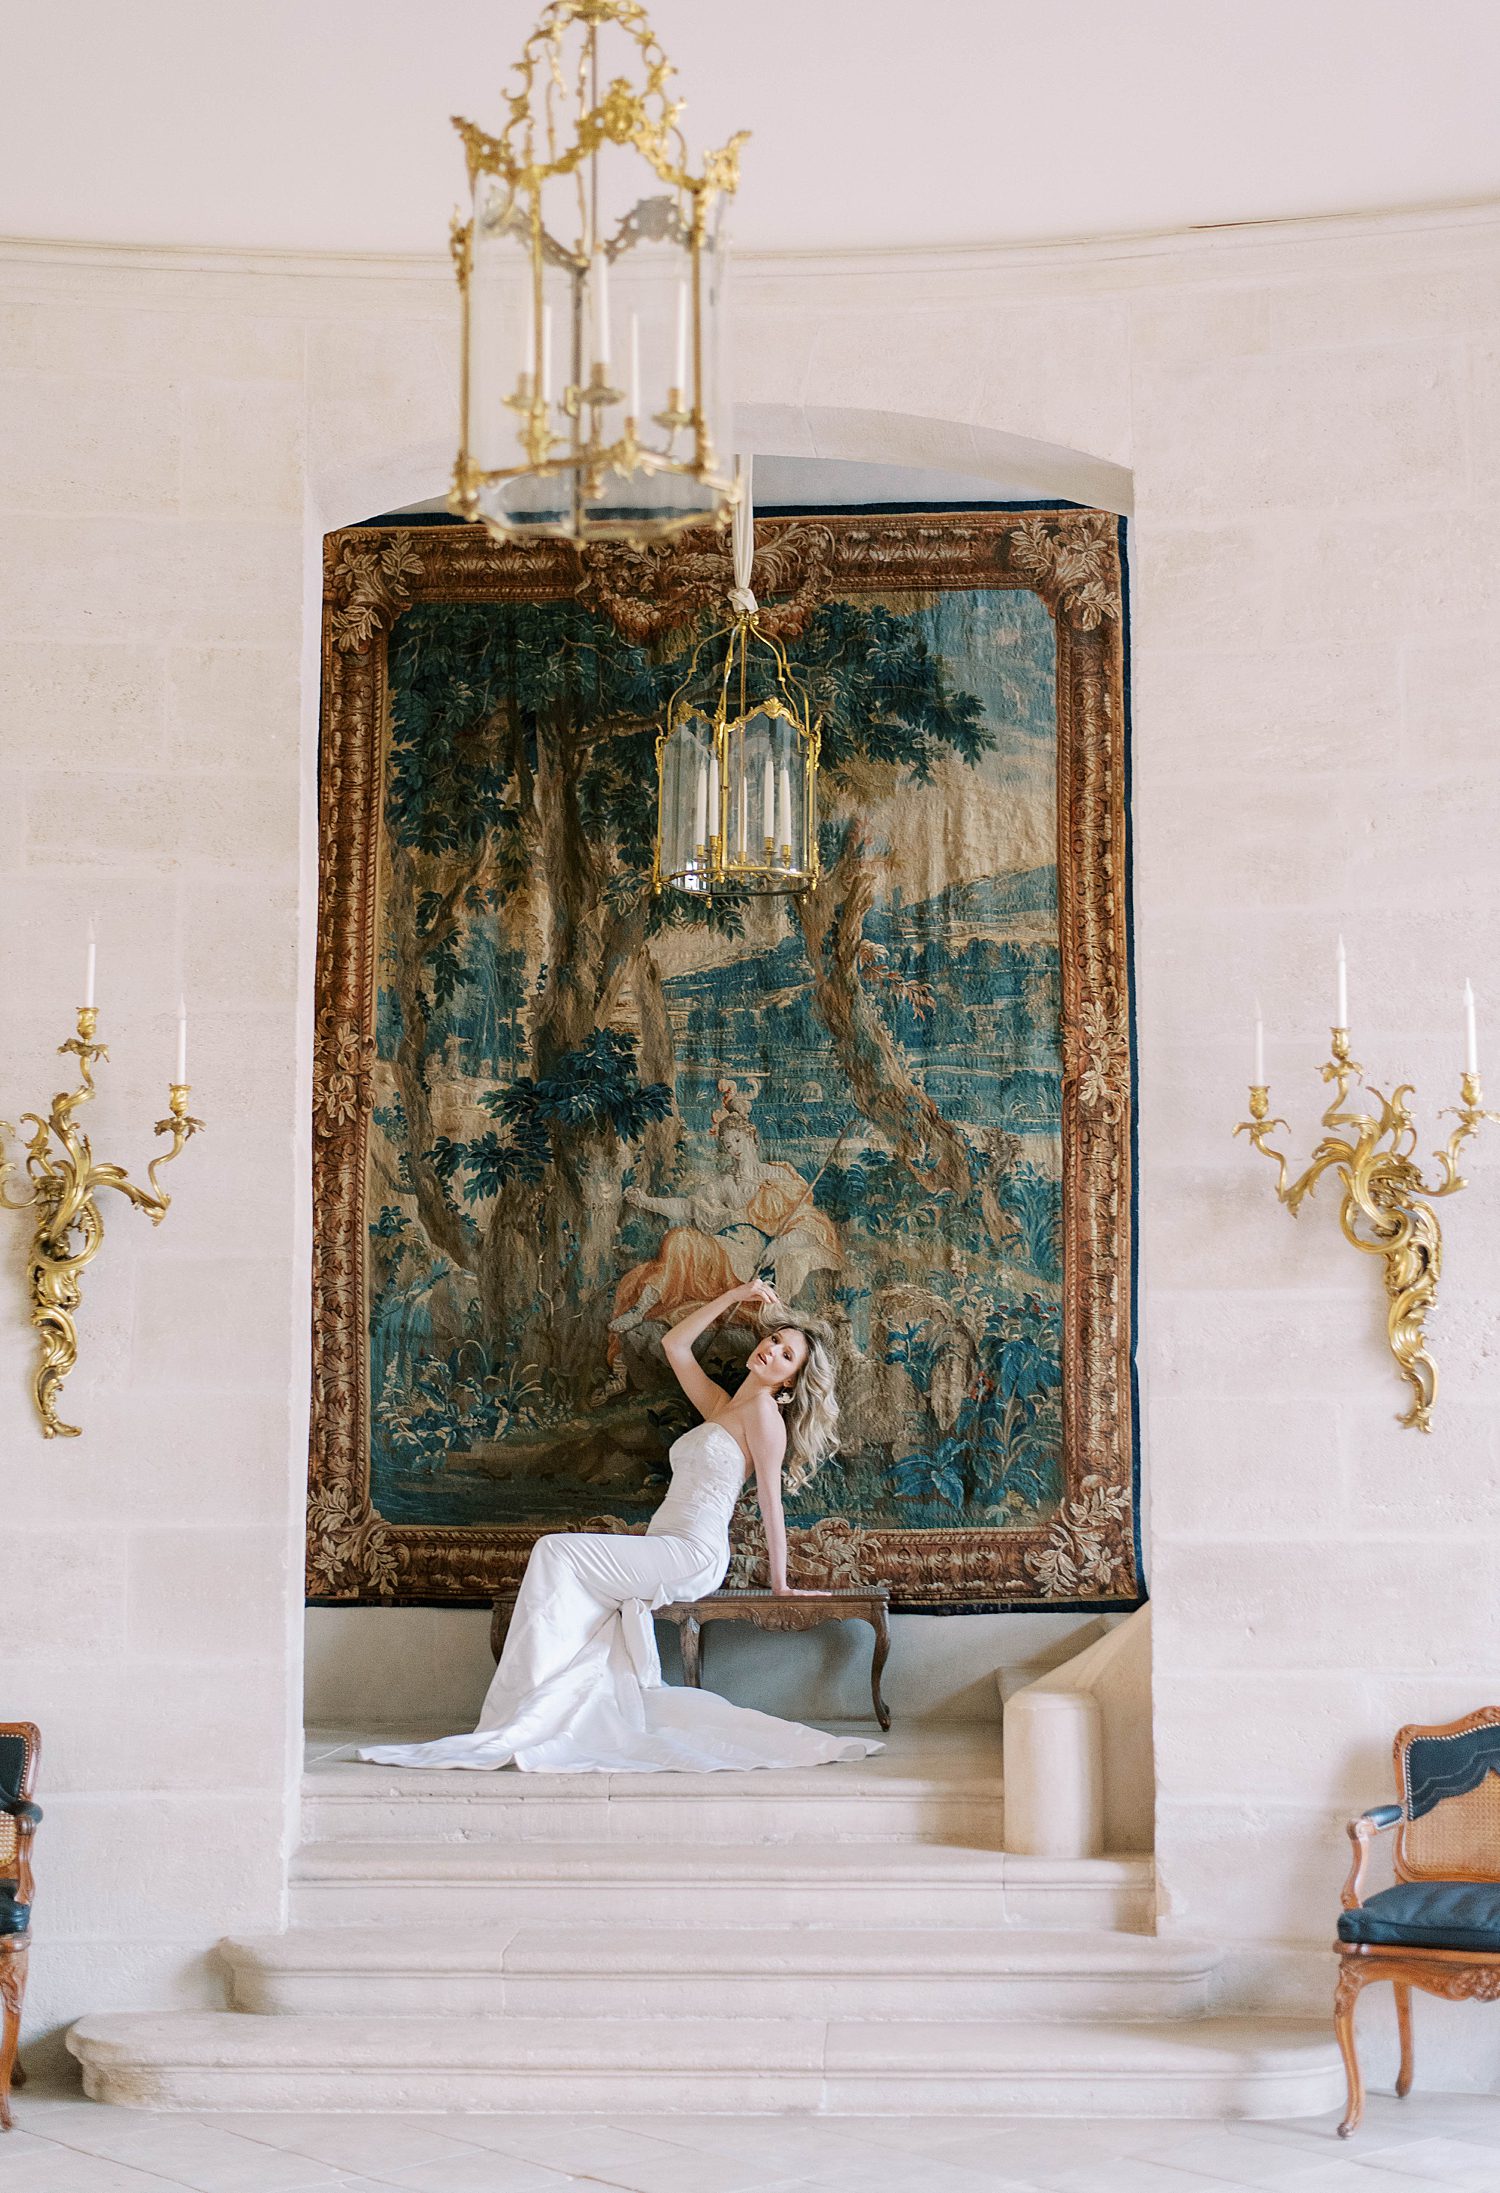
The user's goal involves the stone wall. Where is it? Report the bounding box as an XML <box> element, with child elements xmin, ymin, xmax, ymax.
<box><xmin>304</xmin><ymin>1607</ymin><xmax>1112</xmax><ymax>1732</ymax></box>
<box><xmin>4</xmin><ymin>201</ymin><xmax>1500</xmax><ymax>2078</ymax></box>
<box><xmin>0</xmin><ymin>254</ymin><xmax>317</xmax><ymax>2060</ymax></box>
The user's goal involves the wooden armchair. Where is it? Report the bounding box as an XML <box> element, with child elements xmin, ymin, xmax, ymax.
<box><xmin>1336</xmin><ymin>1705</ymin><xmax>1500</xmax><ymax>2137</ymax></box>
<box><xmin>0</xmin><ymin>1724</ymin><xmax>40</xmax><ymax>2132</ymax></box>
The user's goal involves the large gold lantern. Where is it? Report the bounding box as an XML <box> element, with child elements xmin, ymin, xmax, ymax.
<box><xmin>655</xmin><ymin>480</ymin><xmax>821</xmax><ymax>897</ymax></box>
<box><xmin>449</xmin><ymin>0</ymin><xmax>747</xmax><ymax>547</ymax></box>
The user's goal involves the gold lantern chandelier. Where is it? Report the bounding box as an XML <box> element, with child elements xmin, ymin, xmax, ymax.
<box><xmin>448</xmin><ymin>0</ymin><xmax>748</xmax><ymax>546</ymax></box>
<box><xmin>655</xmin><ymin>465</ymin><xmax>822</xmax><ymax>898</ymax></box>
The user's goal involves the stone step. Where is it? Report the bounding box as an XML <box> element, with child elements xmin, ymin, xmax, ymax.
<box><xmin>289</xmin><ymin>1839</ymin><xmax>1154</xmax><ymax>1933</ymax></box>
<box><xmin>301</xmin><ymin>1775</ymin><xmax>1003</xmax><ymax>1851</ymax></box>
<box><xmin>222</xmin><ymin>1923</ymin><xmax>1215</xmax><ymax>2020</ymax></box>
<box><xmin>67</xmin><ymin>2010</ymin><xmax>1345</xmax><ymax>2118</ymax></box>
<box><xmin>300</xmin><ymin>1726</ymin><xmax>1003</xmax><ymax>1849</ymax></box>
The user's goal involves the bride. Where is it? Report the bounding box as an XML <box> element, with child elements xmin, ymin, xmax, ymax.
<box><xmin>358</xmin><ymin>1281</ymin><xmax>882</xmax><ymax>1773</ymax></box>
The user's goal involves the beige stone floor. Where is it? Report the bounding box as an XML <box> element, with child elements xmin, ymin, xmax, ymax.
<box><xmin>6</xmin><ymin>2090</ymin><xmax>1500</xmax><ymax>2192</ymax></box>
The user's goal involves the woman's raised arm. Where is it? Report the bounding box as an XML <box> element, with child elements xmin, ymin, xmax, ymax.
<box><xmin>660</xmin><ymin>1281</ymin><xmax>769</xmax><ymax>1417</ymax></box>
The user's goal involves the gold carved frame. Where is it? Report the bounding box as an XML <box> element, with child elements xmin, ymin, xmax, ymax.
<box><xmin>309</xmin><ymin>511</ymin><xmax>1138</xmax><ymax>1608</ymax></box>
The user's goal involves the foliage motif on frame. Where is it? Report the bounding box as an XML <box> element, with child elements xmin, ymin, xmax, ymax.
<box><xmin>310</xmin><ymin>511</ymin><xmax>1138</xmax><ymax>1610</ymax></box>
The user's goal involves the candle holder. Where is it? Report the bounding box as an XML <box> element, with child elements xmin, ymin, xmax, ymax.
<box><xmin>1236</xmin><ymin>1028</ymin><xmax>1498</xmax><ymax>1431</ymax></box>
<box><xmin>0</xmin><ymin>1007</ymin><xmax>203</xmax><ymax>1438</ymax></box>
<box><xmin>652</xmin><ymin>386</ymin><xmax>693</xmax><ymax>438</ymax></box>
<box><xmin>502</xmin><ymin>376</ymin><xmax>556</xmax><ymax>469</ymax></box>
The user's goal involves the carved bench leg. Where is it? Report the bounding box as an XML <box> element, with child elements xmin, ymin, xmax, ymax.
<box><xmin>679</xmin><ymin>1616</ymin><xmax>703</xmax><ymax>1689</ymax></box>
<box><xmin>1394</xmin><ymin>1981</ymin><xmax>1414</xmax><ymax>2100</ymax></box>
<box><xmin>868</xmin><ymin>1607</ymin><xmax>892</xmax><ymax>1732</ymax></box>
<box><xmin>1335</xmin><ymin>1961</ymin><xmax>1366</xmax><ymax>2138</ymax></box>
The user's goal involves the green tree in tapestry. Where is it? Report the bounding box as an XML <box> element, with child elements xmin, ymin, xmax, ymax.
<box><xmin>368</xmin><ymin>590</ymin><xmax>1064</xmax><ymax>1529</ymax></box>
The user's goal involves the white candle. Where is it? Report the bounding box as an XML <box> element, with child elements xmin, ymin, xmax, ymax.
<box><xmin>175</xmin><ymin>997</ymin><xmax>188</xmax><ymax>1084</ymax></box>
<box><xmin>738</xmin><ymin>771</ymin><xmax>748</xmax><ymax>857</ymax></box>
<box><xmin>1336</xmin><ymin>935</ymin><xmax>1348</xmax><ymax>1028</ymax></box>
<box><xmin>540</xmin><ymin>304</ymin><xmax>553</xmax><ymax>403</ymax></box>
<box><xmin>84</xmin><ymin>918</ymin><xmax>96</xmax><ymax>1009</ymax></box>
<box><xmin>1465</xmin><ymin>978</ymin><xmax>1479</xmax><ymax>1076</ymax></box>
<box><xmin>707</xmin><ymin>749</ymin><xmax>720</xmax><ymax>841</ymax></box>
<box><xmin>674</xmin><ymin>280</ymin><xmax>687</xmax><ymax>392</ymax></box>
<box><xmin>629</xmin><ymin>313</ymin><xmax>641</xmax><ymax>419</ymax></box>
<box><xmin>521</xmin><ymin>284</ymin><xmax>535</xmax><ymax>390</ymax></box>
<box><xmin>591</xmin><ymin>249</ymin><xmax>611</xmax><ymax>367</ymax></box>
<box><xmin>762</xmin><ymin>756</ymin><xmax>775</xmax><ymax>847</ymax></box>
<box><xmin>694</xmin><ymin>761</ymin><xmax>708</xmax><ymax>850</ymax></box>
<box><xmin>777</xmin><ymin>763</ymin><xmax>792</xmax><ymax>852</ymax></box>
<box><xmin>1254</xmin><ymin>998</ymin><xmax>1265</xmax><ymax>1085</ymax></box>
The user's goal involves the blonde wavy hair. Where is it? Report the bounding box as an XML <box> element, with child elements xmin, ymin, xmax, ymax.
<box><xmin>756</xmin><ymin>1311</ymin><xmax>839</xmax><ymax>1492</ymax></box>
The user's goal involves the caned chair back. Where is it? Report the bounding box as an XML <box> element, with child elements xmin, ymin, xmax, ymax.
<box><xmin>1394</xmin><ymin>1707</ymin><xmax>1500</xmax><ymax>1883</ymax></box>
<box><xmin>0</xmin><ymin>1725</ymin><xmax>40</xmax><ymax>1878</ymax></box>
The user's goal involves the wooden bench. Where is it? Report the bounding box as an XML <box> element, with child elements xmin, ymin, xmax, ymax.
<box><xmin>490</xmin><ymin>1583</ymin><xmax>892</xmax><ymax>1731</ymax></box>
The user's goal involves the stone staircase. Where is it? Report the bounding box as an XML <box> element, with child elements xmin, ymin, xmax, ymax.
<box><xmin>68</xmin><ymin>1724</ymin><xmax>1344</xmax><ymax>2116</ymax></box>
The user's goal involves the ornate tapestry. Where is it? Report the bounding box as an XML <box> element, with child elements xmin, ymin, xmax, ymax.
<box><xmin>309</xmin><ymin>511</ymin><xmax>1138</xmax><ymax>1610</ymax></box>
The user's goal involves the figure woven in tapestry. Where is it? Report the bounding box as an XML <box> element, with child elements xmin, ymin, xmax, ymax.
<box><xmin>309</xmin><ymin>510</ymin><xmax>1139</xmax><ymax>1610</ymax></box>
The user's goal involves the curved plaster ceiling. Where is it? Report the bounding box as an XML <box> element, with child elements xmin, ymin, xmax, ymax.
<box><xmin>4</xmin><ymin>0</ymin><xmax>1500</xmax><ymax>257</ymax></box>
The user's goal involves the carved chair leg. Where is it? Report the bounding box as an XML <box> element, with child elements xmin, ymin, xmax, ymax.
<box><xmin>1393</xmin><ymin>1981</ymin><xmax>1414</xmax><ymax>2100</ymax></box>
<box><xmin>0</xmin><ymin>1943</ymin><xmax>26</xmax><ymax>2132</ymax></box>
<box><xmin>679</xmin><ymin>1617</ymin><xmax>702</xmax><ymax>1689</ymax></box>
<box><xmin>1334</xmin><ymin>1961</ymin><xmax>1366</xmax><ymax>2138</ymax></box>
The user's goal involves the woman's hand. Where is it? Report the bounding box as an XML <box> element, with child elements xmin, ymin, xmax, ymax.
<box><xmin>734</xmin><ymin>1278</ymin><xmax>783</xmax><ymax>1312</ymax></box>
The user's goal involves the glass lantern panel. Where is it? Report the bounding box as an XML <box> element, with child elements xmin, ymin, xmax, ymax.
<box><xmin>659</xmin><ymin>713</ymin><xmax>716</xmax><ymax>893</ymax></box>
<box><xmin>470</xmin><ymin>181</ymin><xmax>545</xmax><ymax>478</ymax></box>
<box><xmin>466</xmin><ymin>175</ymin><xmax>733</xmax><ymax>539</ymax></box>
<box><xmin>722</xmin><ymin>705</ymin><xmax>811</xmax><ymax>890</ymax></box>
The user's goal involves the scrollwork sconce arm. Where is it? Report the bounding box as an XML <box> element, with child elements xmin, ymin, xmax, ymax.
<box><xmin>1233</xmin><ymin>1090</ymin><xmax>1365</xmax><ymax>1217</ymax></box>
<box><xmin>1425</xmin><ymin>1076</ymin><xmax>1500</xmax><ymax>1198</ymax></box>
<box><xmin>146</xmin><ymin>1087</ymin><xmax>205</xmax><ymax>1209</ymax></box>
<box><xmin>1232</xmin><ymin>1089</ymin><xmax>1295</xmax><ymax>1203</ymax></box>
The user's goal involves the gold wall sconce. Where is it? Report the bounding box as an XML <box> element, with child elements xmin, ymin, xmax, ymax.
<box><xmin>1</xmin><ymin>958</ymin><xmax>202</xmax><ymax>1437</ymax></box>
<box><xmin>1236</xmin><ymin>945</ymin><xmax>1494</xmax><ymax>1432</ymax></box>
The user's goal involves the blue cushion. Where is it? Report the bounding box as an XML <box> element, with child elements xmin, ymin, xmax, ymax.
<box><xmin>1340</xmin><ymin>1880</ymin><xmax>1500</xmax><ymax>1953</ymax></box>
<box><xmin>0</xmin><ymin>1882</ymin><xmax>27</xmax><ymax>1938</ymax></box>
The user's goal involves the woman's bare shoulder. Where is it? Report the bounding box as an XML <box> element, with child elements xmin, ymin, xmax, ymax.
<box><xmin>743</xmin><ymin>1395</ymin><xmax>787</xmax><ymax>1462</ymax></box>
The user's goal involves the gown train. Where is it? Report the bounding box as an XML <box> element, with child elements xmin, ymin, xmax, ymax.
<box><xmin>357</xmin><ymin>1421</ymin><xmax>883</xmax><ymax>1774</ymax></box>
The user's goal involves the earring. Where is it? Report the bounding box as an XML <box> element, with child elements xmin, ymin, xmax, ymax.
<box><xmin>777</xmin><ymin>1389</ymin><xmax>792</xmax><ymax>1409</ymax></box>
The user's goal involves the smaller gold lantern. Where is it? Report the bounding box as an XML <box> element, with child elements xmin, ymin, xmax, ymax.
<box><xmin>655</xmin><ymin>483</ymin><xmax>821</xmax><ymax>899</ymax></box>
<box><xmin>655</xmin><ymin>624</ymin><xmax>820</xmax><ymax>898</ymax></box>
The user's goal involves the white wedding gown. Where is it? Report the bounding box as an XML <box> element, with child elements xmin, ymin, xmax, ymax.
<box><xmin>357</xmin><ymin>1421</ymin><xmax>883</xmax><ymax>1773</ymax></box>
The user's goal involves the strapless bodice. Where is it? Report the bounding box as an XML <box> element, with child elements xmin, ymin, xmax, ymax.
<box><xmin>646</xmin><ymin>1420</ymin><xmax>747</xmax><ymax>1553</ymax></box>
